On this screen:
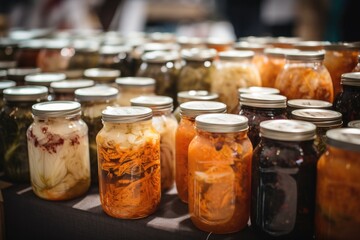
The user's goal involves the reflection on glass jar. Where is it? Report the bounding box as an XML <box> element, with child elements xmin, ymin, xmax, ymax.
<box><xmin>98</xmin><ymin>45</ymin><xmax>132</xmax><ymax>77</ymax></box>
<box><xmin>6</xmin><ymin>68</ymin><xmax>41</xmax><ymax>85</ymax></box>
<box><xmin>115</xmin><ymin>77</ymin><xmax>155</xmax><ymax>106</ymax></box>
<box><xmin>51</xmin><ymin>79</ymin><xmax>94</xmax><ymax>101</ymax></box>
<box><xmin>0</xmin><ymin>80</ymin><xmax>16</xmax><ymax>109</ymax></box>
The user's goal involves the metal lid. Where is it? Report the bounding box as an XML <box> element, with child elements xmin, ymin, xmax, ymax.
<box><xmin>293</xmin><ymin>41</ymin><xmax>331</xmax><ymax>50</ymax></box>
<box><xmin>219</xmin><ymin>50</ymin><xmax>254</xmax><ymax>60</ymax></box>
<box><xmin>180</xmin><ymin>101</ymin><xmax>227</xmax><ymax>118</ymax></box>
<box><xmin>141</xmin><ymin>42</ymin><xmax>178</xmax><ymax>53</ymax></box>
<box><xmin>176</xmin><ymin>36</ymin><xmax>205</xmax><ymax>47</ymax></box>
<box><xmin>196</xmin><ymin>113</ymin><xmax>248</xmax><ymax>133</ymax></box>
<box><xmin>75</xmin><ymin>85</ymin><xmax>118</xmax><ymax>102</ymax></box>
<box><xmin>285</xmin><ymin>51</ymin><xmax>325</xmax><ymax>61</ymax></box>
<box><xmin>239</xmin><ymin>36</ymin><xmax>275</xmax><ymax>45</ymax></box>
<box><xmin>7</xmin><ymin>68</ymin><xmax>41</xmax><ymax>77</ymax></box>
<box><xmin>32</xmin><ymin>101</ymin><xmax>81</xmax><ymax>117</ymax></box>
<box><xmin>0</xmin><ymin>38</ymin><xmax>18</xmax><ymax>47</ymax></box>
<box><xmin>177</xmin><ymin>90</ymin><xmax>219</xmax><ymax>104</ymax></box>
<box><xmin>102</xmin><ymin>106</ymin><xmax>152</xmax><ymax>123</ymax></box>
<box><xmin>149</xmin><ymin>32</ymin><xmax>176</xmax><ymax>43</ymax></box>
<box><xmin>181</xmin><ymin>48</ymin><xmax>217</xmax><ymax>61</ymax></box>
<box><xmin>99</xmin><ymin>45</ymin><xmax>132</xmax><ymax>55</ymax></box>
<box><xmin>260</xmin><ymin>119</ymin><xmax>316</xmax><ymax>141</ymax></box>
<box><xmin>326</xmin><ymin>128</ymin><xmax>360</xmax><ymax>152</ymax></box>
<box><xmin>240</xmin><ymin>94</ymin><xmax>287</xmax><ymax>108</ymax></box>
<box><xmin>233</xmin><ymin>41</ymin><xmax>267</xmax><ymax>52</ymax></box>
<box><xmin>324</xmin><ymin>42</ymin><xmax>357</xmax><ymax>51</ymax></box>
<box><xmin>115</xmin><ymin>77</ymin><xmax>155</xmax><ymax>87</ymax></box>
<box><xmin>3</xmin><ymin>86</ymin><xmax>48</xmax><ymax>101</ymax></box>
<box><xmin>348</xmin><ymin>120</ymin><xmax>360</xmax><ymax>128</ymax></box>
<box><xmin>50</xmin><ymin>80</ymin><xmax>95</xmax><ymax>93</ymax></box>
<box><xmin>291</xmin><ymin>109</ymin><xmax>342</xmax><ymax>128</ymax></box>
<box><xmin>0</xmin><ymin>80</ymin><xmax>16</xmax><ymax>91</ymax></box>
<box><xmin>0</xmin><ymin>61</ymin><xmax>16</xmax><ymax>68</ymax></box>
<box><xmin>18</xmin><ymin>39</ymin><xmax>46</xmax><ymax>49</ymax></box>
<box><xmin>264</xmin><ymin>48</ymin><xmax>299</xmax><ymax>58</ymax></box>
<box><xmin>72</xmin><ymin>39</ymin><xmax>100</xmax><ymax>52</ymax></box>
<box><xmin>206</xmin><ymin>37</ymin><xmax>234</xmax><ymax>46</ymax></box>
<box><xmin>341</xmin><ymin>72</ymin><xmax>360</xmax><ymax>86</ymax></box>
<box><xmin>84</xmin><ymin>68</ymin><xmax>120</xmax><ymax>82</ymax></box>
<box><xmin>25</xmin><ymin>73</ymin><xmax>66</xmax><ymax>86</ymax></box>
<box><xmin>141</xmin><ymin>50</ymin><xmax>179</xmax><ymax>63</ymax></box>
<box><xmin>287</xmin><ymin>99</ymin><xmax>332</xmax><ymax>109</ymax></box>
<box><xmin>130</xmin><ymin>96</ymin><xmax>173</xmax><ymax>113</ymax></box>
<box><xmin>42</xmin><ymin>39</ymin><xmax>71</xmax><ymax>49</ymax></box>
<box><xmin>238</xmin><ymin>87</ymin><xmax>280</xmax><ymax>96</ymax></box>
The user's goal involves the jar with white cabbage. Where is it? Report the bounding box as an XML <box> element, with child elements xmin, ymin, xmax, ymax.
<box><xmin>27</xmin><ymin>101</ymin><xmax>91</xmax><ymax>200</ymax></box>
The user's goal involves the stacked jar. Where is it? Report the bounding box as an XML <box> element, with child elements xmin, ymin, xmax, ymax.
<box><xmin>287</xmin><ymin>99</ymin><xmax>332</xmax><ymax>118</ymax></box>
<box><xmin>115</xmin><ymin>77</ymin><xmax>155</xmax><ymax>106</ymax></box>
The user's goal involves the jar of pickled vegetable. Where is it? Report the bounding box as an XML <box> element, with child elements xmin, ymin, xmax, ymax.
<box><xmin>211</xmin><ymin>50</ymin><xmax>261</xmax><ymax>113</ymax></box>
<box><xmin>75</xmin><ymin>86</ymin><xmax>119</xmax><ymax>184</ymax></box>
<box><xmin>287</xmin><ymin>99</ymin><xmax>332</xmax><ymax>118</ymax></box>
<box><xmin>0</xmin><ymin>80</ymin><xmax>15</xmax><ymax>109</ymax></box>
<box><xmin>291</xmin><ymin>109</ymin><xmax>342</xmax><ymax>155</ymax></box>
<box><xmin>251</xmin><ymin>120</ymin><xmax>318</xmax><ymax>239</ymax></box>
<box><xmin>348</xmin><ymin>120</ymin><xmax>360</xmax><ymax>128</ymax></box>
<box><xmin>25</xmin><ymin>73</ymin><xmax>66</xmax><ymax>100</ymax></box>
<box><xmin>275</xmin><ymin>51</ymin><xmax>334</xmax><ymax>102</ymax></box>
<box><xmin>315</xmin><ymin>128</ymin><xmax>360</xmax><ymax>240</ymax></box>
<box><xmin>188</xmin><ymin>113</ymin><xmax>252</xmax><ymax>233</ymax></box>
<box><xmin>6</xmin><ymin>68</ymin><xmax>41</xmax><ymax>85</ymax></box>
<box><xmin>84</xmin><ymin>68</ymin><xmax>120</xmax><ymax>87</ymax></box>
<box><xmin>115</xmin><ymin>77</ymin><xmax>155</xmax><ymax>106</ymax></box>
<box><xmin>98</xmin><ymin>45</ymin><xmax>132</xmax><ymax>77</ymax></box>
<box><xmin>353</xmin><ymin>55</ymin><xmax>360</xmax><ymax>72</ymax></box>
<box><xmin>51</xmin><ymin>79</ymin><xmax>94</xmax><ymax>101</ymax></box>
<box><xmin>27</xmin><ymin>101</ymin><xmax>90</xmax><ymax>200</ymax></box>
<box><xmin>97</xmin><ymin>106</ymin><xmax>161</xmax><ymax>219</ymax></box>
<box><xmin>176</xmin><ymin>101</ymin><xmax>226</xmax><ymax>203</ymax></box>
<box><xmin>131</xmin><ymin>96</ymin><xmax>178</xmax><ymax>192</ymax></box>
<box><xmin>239</xmin><ymin>94</ymin><xmax>287</xmax><ymax>147</ymax></box>
<box><xmin>333</xmin><ymin>72</ymin><xmax>360</xmax><ymax>126</ymax></box>
<box><xmin>0</xmin><ymin>86</ymin><xmax>48</xmax><ymax>182</ymax></box>
<box><xmin>269</xmin><ymin>36</ymin><xmax>302</xmax><ymax>49</ymax></box>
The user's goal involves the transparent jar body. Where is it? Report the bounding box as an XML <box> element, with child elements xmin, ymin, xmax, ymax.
<box><xmin>96</xmin><ymin>120</ymin><xmax>161</xmax><ymax>219</ymax></box>
<box><xmin>53</xmin><ymin>92</ymin><xmax>76</xmax><ymax>101</ymax></box>
<box><xmin>316</xmin><ymin>146</ymin><xmax>360</xmax><ymax>240</ymax></box>
<box><xmin>37</xmin><ymin>47</ymin><xmax>74</xmax><ymax>72</ymax></box>
<box><xmin>260</xmin><ymin>55</ymin><xmax>286</xmax><ymax>88</ymax></box>
<box><xmin>314</xmin><ymin>125</ymin><xmax>341</xmax><ymax>156</ymax></box>
<box><xmin>27</xmin><ymin>114</ymin><xmax>90</xmax><ymax>200</ymax></box>
<box><xmin>275</xmin><ymin>59</ymin><xmax>334</xmax><ymax>102</ymax></box>
<box><xmin>178</xmin><ymin>60</ymin><xmax>213</xmax><ymax>92</ymax></box>
<box><xmin>251</xmin><ymin>137</ymin><xmax>318</xmax><ymax>238</ymax></box>
<box><xmin>117</xmin><ymin>86</ymin><xmax>155</xmax><ymax>106</ymax></box>
<box><xmin>175</xmin><ymin>115</ymin><xmax>196</xmax><ymax>203</ymax></box>
<box><xmin>211</xmin><ymin>59</ymin><xmax>261</xmax><ymax>113</ymax></box>
<box><xmin>16</xmin><ymin>48</ymin><xmax>41</xmax><ymax>68</ymax></box>
<box><xmin>333</xmin><ymin>85</ymin><xmax>360</xmax><ymax>126</ymax></box>
<box><xmin>188</xmin><ymin>130</ymin><xmax>253</xmax><ymax>233</ymax></box>
<box><xmin>98</xmin><ymin>52</ymin><xmax>132</xmax><ymax>77</ymax></box>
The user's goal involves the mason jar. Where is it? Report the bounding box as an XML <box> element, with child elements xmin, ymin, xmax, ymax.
<box><xmin>98</xmin><ymin>45</ymin><xmax>132</xmax><ymax>77</ymax></box>
<box><xmin>206</xmin><ymin>37</ymin><xmax>233</xmax><ymax>52</ymax></box>
<box><xmin>287</xmin><ymin>99</ymin><xmax>333</xmax><ymax>118</ymax></box>
<box><xmin>27</xmin><ymin>101</ymin><xmax>90</xmax><ymax>200</ymax></box>
<box><xmin>97</xmin><ymin>106</ymin><xmax>161</xmax><ymax>219</ymax></box>
<box><xmin>25</xmin><ymin>72</ymin><xmax>66</xmax><ymax>100</ymax></box>
<box><xmin>0</xmin><ymin>80</ymin><xmax>16</xmax><ymax>109</ymax></box>
<box><xmin>176</xmin><ymin>36</ymin><xmax>205</xmax><ymax>50</ymax></box>
<box><xmin>51</xmin><ymin>79</ymin><xmax>95</xmax><ymax>101</ymax></box>
<box><xmin>6</xmin><ymin>67</ymin><xmax>41</xmax><ymax>85</ymax></box>
<box><xmin>188</xmin><ymin>114</ymin><xmax>253</xmax><ymax>233</ymax></box>
<box><xmin>83</xmin><ymin>68</ymin><xmax>120</xmax><ymax>87</ymax></box>
<box><xmin>348</xmin><ymin>120</ymin><xmax>360</xmax><ymax>128</ymax></box>
<box><xmin>115</xmin><ymin>77</ymin><xmax>155</xmax><ymax>106</ymax></box>
<box><xmin>0</xmin><ymin>86</ymin><xmax>48</xmax><ymax>182</ymax></box>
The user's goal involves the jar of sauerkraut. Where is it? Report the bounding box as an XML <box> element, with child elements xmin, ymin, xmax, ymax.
<box><xmin>131</xmin><ymin>96</ymin><xmax>178</xmax><ymax>192</ymax></box>
<box><xmin>275</xmin><ymin>51</ymin><xmax>334</xmax><ymax>102</ymax></box>
<box><xmin>27</xmin><ymin>101</ymin><xmax>90</xmax><ymax>200</ymax></box>
<box><xmin>51</xmin><ymin>79</ymin><xmax>95</xmax><ymax>101</ymax></box>
<box><xmin>176</xmin><ymin>101</ymin><xmax>226</xmax><ymax>203</ymax></box>
<box><xmin>188</xmin><ymin>114</ymin><xmax>252</xmax><ymax>233</ymax></box>
<box><xmin>75</xmin><ymin>86</ymin><xmax>119</xmax><ymax>184</ymax></box>
<box><xmin>97</xmin><ymin>106</ymin><xmax>161</xmax><ymax>219</ymax></box>
<box><xmin>211</xmin><ymin>50</ymin><xmax>261</xmax><ymax>113</ymax></box>
<box><xmin>316</xmin><ymin>128</ymin><xmax>360</xmax><ymax>240</ymax></box>
<box><xmin>286</xmin><ymin>99</ymin><xmax>333</xmax><ymax>118</ymax></box>
<box><xmin>116</xmin><ymin>77</ymin><xmax>155</xmax><ymax>106</ymax></box>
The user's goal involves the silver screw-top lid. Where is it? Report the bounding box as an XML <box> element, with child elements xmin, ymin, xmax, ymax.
<box><xmin>287</xmin><ymin>99</ymin><xmax>332</xmax><ymax>109</ymax></box>
<box><xmin>116</xmin><ymin>77</ymin><xmax>156</xmax><ymax>87</ymax></box>
<box><xmin>51</xmin><ymin>80</ymin><xmax>95</xmax><ymax>93</ymax></box>
<box><xmin>291</xmin><ymin>109</ymin><xmax>343</xmax><ymax>128</ymax></box>
<box><xmin>0</xmin><ymin>61</ymin><xmax>16</xmax><ymax>68</ymax></box>
<box><xmin>348</xmin><ymin>120</ymin><xmax>360</xmax><ymax>128</ymax></box>
<box><xmin>181</xmin><ymin>48</ymin><xmax>217</xmax><ymax>61</ymax></box>
<box><xmin>260</xmin><ymin>119</ymin><xmax>316</xmax><ymax>141</ymax></box>
<box><xmin>195</xmin><ymin>113</ymin><xmax>248</xmax><ymax>133</ymax></box>
<box><xmin>0</xmin><ymin>70</ymin><xmax>6</xmax><ymax>78</ymax></box>
<box><xmin>0</xmin><ymin>80</ymin><xmax>16</xmax><ymax>92</ymax></box>
<box><xmin>176</xmin><ymin>36</ymin><xmax>205</xmax><ymax>48</ymax></box>
<box><xmin>218</xmin><ymin>50</ymin><xmax>254</xmax><ymax>60</ymax></box>
<box><xmin>240</xmin><ymin>94</ymin><xmax>287</xmax><ymax>108</ymax></box>
<box><xmin>285</xmin><ymin>50</ymin><xmax>325</xmax><ymax>61</ymax></box>
<box><xmin>102</xmin><ymin>106</ymin><xmax>152</xmax><ymax>123</ymax></box>
<box><xmin>177</xmin><ymin>90</ymin><xmax>219</xmax><ymax>104</ymax></box>
<box><xmin>42</xmin><ymin>39</ymin><xmax>71</xmax><ymax>49</ymax></box>
<box><xmin>264</xmin><ymin>48</ymin><xmax>299</xmax><ymax>58</ymax></box>
<box><xmin>3</xmin><ymin>86</ymin><xmax>48</xmax><ymax>102</ymax></box>
<box><xmin>130</xmin><ymin>96</ymin><xmax>173</xmax><ymax>113</ymax></box>
<box><xmin>7</xmin><ymin>68</ymin><xmax>41</xmax><ymax>77</ymax></box>
<box><xmin>83</xmin><ymin>68</ymin><xmax>120</xmax><ymax>82</ymax></box>
<box><xmin>238</xmin><ymin>86</ymin><xmax>280</xmax><ymax>97</ymax></box>
<box><xmin>32</xmin><ymin>101</ymin><xmax>81</xmax><ymax>117</ymax></box>
<box><xmin>99</xmin><ymin>45</ymin><xmax>132</xmax><ymax>55</ymax></box>
<box><xmin>180</xmin><ymin>101</ymin><xmax>227</xmax><ymax>118</ymax></box>
<box><xmin>233</xmin><ymin>41</ymin><xmax>266</xmax><ymax>52</ymax></box>
<box><xmin>25</xmin><ymin>73</ymin><xmax>66</xmax><ymax>87</ymax></box>
<box><xmin>341</xmin><ymin>72</ymin><xmax>360</xmax><ymax>86</ymax></box>
<box><xmin>75</xmin><ymin>85</ymin><xmax>118</xmax><ymax>102</ymax></box>
<box><xmin>141</xmin><ymin>50</ymin><xmax>179</xmax><ymax>63</ymax></box>
<box><xmin>326</xmin><ymin>128</ymin><xmax>360</xmax><ymax>152</ymax></box>
<box><xmin>293</xmin><ymin>41</ymin><xmax>331</xmax><ymax>49</ymax></box>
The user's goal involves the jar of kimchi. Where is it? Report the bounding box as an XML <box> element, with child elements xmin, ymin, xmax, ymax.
<box><xmin>275</xmin><ymin>51</ymin><xmax>333</xmax><ymax>102</ymax></box>
<box><xmin>97</xmin><ymin>106</ymin><xmax>161</xmax><ymax>219</ymax></box>
<box><xmin>315</xmin><ymin>128</ymin><xmax>360</xmax><ymax>240</ymax></box>
<box><xmin>176</xmin><ymin>101</ymin><xmax>226</xmax><ymax>203</ymax></box>
<box><xmin>115</xmin><ymin>77</ymin><xmax>155</xmax><ymax>106</ymax></box>
<box><xmin>188</xmin><ymin>114</ymin><xmax>252</xmax><ymax>233</ymax></box>
<box><xmin>287</xmin><ymin>99</ymin><xmax>332</xmax><ymax>118</ymax></box>
<box><xmin>27</xmin><ymin>101</ymin><xmax>90</xmax><ymax>200</ymax></box>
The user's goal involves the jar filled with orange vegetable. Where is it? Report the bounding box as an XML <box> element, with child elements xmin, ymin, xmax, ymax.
<box><xmin>96</xmin><ymin>106</ymin><xmax>161</xmax><ymax>219</ymax></box>
<box><xmin>315</xmin><ymin>128</ymin><xmax>360</xmax><ymax>240</ymax></box>
<box><xmin>188</xmin><ymin>113</ymin><xmax>252</xmax><ymax>234</ymax></box>
<box><xmin>176</xmin><ymin>101</ymin><xmax>226</xmax><ymax>203</ymax></box>
<box><xmin>275</xmin><ymin>51</ymin><xmax>334</xmax><ymax>102</ymax></box>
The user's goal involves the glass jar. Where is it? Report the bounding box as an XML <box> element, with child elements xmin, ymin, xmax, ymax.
<box><xmin>333</xmin><ymin>72</ymin><xmax>360</xmax><ymax>126</ymax></box>
<box><xmin>0</xmin><ymin>70</ymin><xmax>6</xmax><ymax>80</ymax></box>
<box><xmin>98</xmin><ymin>45</ymin><xmax>132</xmax><ymax>77</ymax></box>
<box><xmin>97</xmin><ymin>106</ymin><xmax>161</xmax><ymax>219</ymax></box>
<box><xmin>324</xmin><ymin>43</ymin><xmax>359</xmax><ymax>97</ymax></box>
<box><xmin>176</xmin><ymin>36</ymin><xmax>205</xmax><ymax>50</ymax></box>
<box><xmin>6</xmin><ymin>68</ymin><xmax>41</xmax><ymax>85</ymax></box>
<box><xmin>348</xmin><ymin>120</ymin><xmax>360</xmax><ymax>128</ymax></box>
<box><xmin>75</xmin><ymin>86</ymin><xmax>119</xmax><ymax>184</ymax></box>
<box><xmin>51</xmin><ymin>79</ymin><xmax>95</xmax><ymax>101</ymax></box>
<box><xmin>0</xmin><ymin>80</ymin><xmax>16</xmax><ymax>109</ymax></box>
<box><xmin>27</xmin><ymin>101</ymin><xmax>90</xmax><ymax>200</ymax></box>
<box><xmin>315</xmin><ymin>128</ymin><xmax>360</xmax><ymax>240</ymax></box>
<box><xmin>188</xmin><ymin>114</ymin><xmax>252</xmax><ymax>233</ymax></box>
<box><xmin>25</xmin><ymin>73</ymin><xmax>66</xmax><ymax>100</ymax></box>
<box><xmin>0</xmin><ymin>38</ymin><xmax>18</xmax><ymax>62</ymax></box>
<box><xmin>239</xmin><ymin>94</ymin><xmax>287</xmax><ymax>147</ymax></box>
<box><xmin>291</xmin><ymin>109</ymin><xmax>342</xmax><ymax>155</ymax></box>
<box><xmin>83</xmin><ymin>68</ymin><xmax>120</xmax><ymax>87</ymax></box>
<box><xmin>131</xmin><ymin>96</ymin><xmax>178</xmax><ymax>192</ymax></box>
<box><xmin>287</xmin><ymin>99</ymin><xmax>333</xmax><ymax>117</ymax></box>
<box><xmin>251</xmin><ymin>120</ymin><xmax>318</xmax><ymax>239</ymax></box>
<box><xmin>275</xmin><ymin>51</ymin><xmax>334</xmax><ymax>102</ymax></box>
<box><xmin>178</xmin><ymin>48</ymin><xmax>216</xmax><ymax>92</ymax></box>
<box><xmin>211</xmin><ymin>50</ymin><xmax>261</xmax><ymax>113</ymax></box>
<box><xmin>293</xmin><ymin>41</ymin><xmax>330</xmax><ymax>51</ymax></box>
<box><xmin>269</xmin><ymin>37</ymin><xmax>302</xmax><ymax>49</ymax></box>
<box><xmin>353</xmin><ymin>54</ymin><xmax>360</xmax><ymax>72</ymax></box>
<box><xmin>115</xmin><ymin>77</ymin><xmax>155</xmax><ymax>106</ymax></box>
<box><xmin>176</xmin><ymin>101</ymin><xmax>226</xmax><ymax>203</ymax></box>
<box><xmin>206</xmin><ymin>38</ymin><xmax>233</xmax><ymax>52</ymax></box>
<box><xmin>0</xmin><ymin>86</ymin><xmax>48</xmax><ymax>182</ymax></box>
<box><xmin>16</xmin><ymin>39</ymin><xmax>44</xmax><ymax>68</ymax></box>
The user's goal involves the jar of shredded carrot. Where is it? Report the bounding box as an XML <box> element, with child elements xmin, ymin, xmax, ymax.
<box><xmin>188</xmin><ymin>113</ymin><xmax>252</xmax><ymax>234</ymax></box>
<box><xmin>96</xmin><ymin>106</ymin><xmax>161</xmax><ymax>219</ymax></box>
<box><xmin>176</xmin><ymin>101</ymin><xmax>226</xmax><ymax>203</ymax></box>
<box><xmin>315</xmin><ymin>128</ymin><xmax>360</xmax><ymax>240</ymax></box>
<box><xmin>275</xmin><ymin>51</ymin><xmax>334</xmax><ymax>102</ymax></box>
